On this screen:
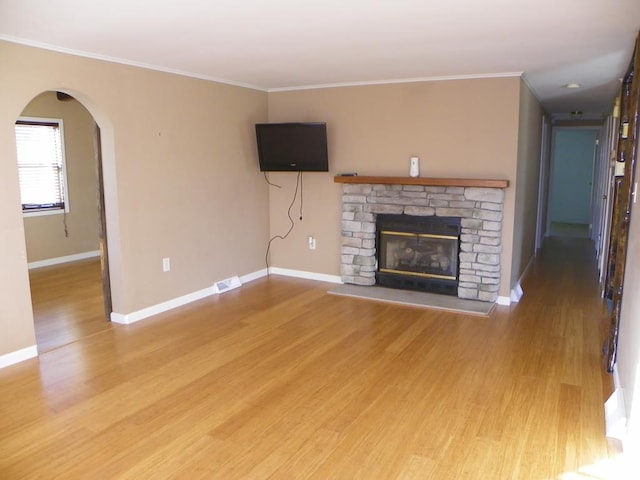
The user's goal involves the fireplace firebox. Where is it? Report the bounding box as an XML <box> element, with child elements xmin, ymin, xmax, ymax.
<box><xmin>376</xmin><ymin>214</ymin><xmax>461</xmax><ymax>296</ymax></box>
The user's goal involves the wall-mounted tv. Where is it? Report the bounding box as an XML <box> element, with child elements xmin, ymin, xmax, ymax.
<box><xmin>255</xmin><ymin>122</ymin><xmax>328</xmax><ymax>172</ymax></box>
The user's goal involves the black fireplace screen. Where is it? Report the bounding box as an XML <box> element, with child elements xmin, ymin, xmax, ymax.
<box><xmin>376</xmin><ymin>214</ymin><xmax>461</xmax><ymax>295</ymax></box>
<box><xmin>378</xmin><ymin>232</ymin><xmax>458</xmax><ymax>280</ymax></box>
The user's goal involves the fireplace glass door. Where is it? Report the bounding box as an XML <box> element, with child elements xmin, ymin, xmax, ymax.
<box><xmin>379</xmin><ymin>232</ymin><xmax>458</xmax><ymax>280</ymax></box>
<box><xmin>376</xmin><ymin>214</ymin><xmax>461</xmax><ymax>295</ymax></box>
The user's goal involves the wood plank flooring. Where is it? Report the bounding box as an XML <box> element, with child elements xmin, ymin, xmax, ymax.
<box><xmin>0</xmin><ymin>237</ymin><xmax>618</xmax><ymax>479</ymax></box>
<box><xmin>29</xmin><ymin>258</ymin><xmax>110</xmax><ymax>353</ymax></box>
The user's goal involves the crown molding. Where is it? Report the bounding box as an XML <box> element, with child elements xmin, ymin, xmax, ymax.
<box><xmin>268</xmin><ymin>71</ymin><xmax>523</xmax><ymax>93</ymax></box>
<box><xmin>0</xmin><ymin>35</ymin><xmax>267</xmax><ymax>92</ymax></box>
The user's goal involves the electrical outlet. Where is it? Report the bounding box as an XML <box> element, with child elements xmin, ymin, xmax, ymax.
<box><xmin>162</xmin><ymin>257</ymin><xmax>171</xmax><ymax>272</ymax></box>
<box><xmin>308</xmin><ymin>236</ymin><xmax>316</xmax><ymax>250</ymax></box>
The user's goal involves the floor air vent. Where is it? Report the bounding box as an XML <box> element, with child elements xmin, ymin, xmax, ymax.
<box><xmin>213</xmin><ymin>276</ymin><xmax>242</xmax><ymax>294</ymax></box>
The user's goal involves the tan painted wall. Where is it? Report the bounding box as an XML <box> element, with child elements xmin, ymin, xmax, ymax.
<box><xmin>20</xmin><ymin>91</ymin><xmax>100</xmax><ymax>262</ymax></box>
<box><xmin>0</xmin><ymin>40</ymin><xmax>268</xmax><ymax>357</ymax></box>
<box><xmin>510</xmin><ymin>80</ymin><xmax>544</xmax><ymax>286</ymax></box>
<box><xmin>267</xmin><ymin>78</ymin><xmax>521</xmax><ymax>296</ymax></box>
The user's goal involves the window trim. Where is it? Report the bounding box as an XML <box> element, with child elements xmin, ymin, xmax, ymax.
<box><xmin>15</xmin><ymin>116</ymin><xmax>70</xmax><ymax>218</ymax></box>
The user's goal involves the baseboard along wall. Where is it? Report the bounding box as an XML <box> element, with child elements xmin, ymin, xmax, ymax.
<box><xmin>0</xmin><ymin>345</ymin><xmax>38</xmax><ymax>369</ymax></box>
<box><xmin>28</xmin><ymin>250</ymin><xmax>101</xmax><ymax>269</ymax></box>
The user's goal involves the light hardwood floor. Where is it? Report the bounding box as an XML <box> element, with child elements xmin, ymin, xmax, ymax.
<box><xmin>29</xmin><ymin>258</ymin><xmax>111</xmax><ymax>353</ymax></box>
<box><xmin>0</xmin><ymin>237</ymin><xmax>619</xmax><ymax>479</ymax></box>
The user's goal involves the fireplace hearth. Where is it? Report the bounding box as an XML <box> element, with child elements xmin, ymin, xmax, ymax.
<box><xmin>377</xmin><ymin>215</ymin><xmax>461</xmax><ymax>296</ymax></box>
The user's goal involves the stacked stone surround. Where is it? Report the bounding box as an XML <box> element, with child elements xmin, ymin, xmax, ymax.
<box><xmin>340</xmin><ymin>183</ymin><xmax>505</xmax><ymax>302</ymax></box>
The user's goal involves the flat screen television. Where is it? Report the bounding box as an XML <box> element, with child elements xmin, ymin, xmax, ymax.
<box><xmin>255</xmin><ymin>122</ymin><xmax>328</xmax><ymax>172</ymax></box>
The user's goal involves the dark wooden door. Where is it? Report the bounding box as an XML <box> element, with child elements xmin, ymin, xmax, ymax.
<box><xmin>94</xmin><ymin>124</ymin><xmax>113</xmax><ymax>320</ymax></box>
<box><xmin>604</xmin><ymin>35</ymin><xmax>639</xmax><ymax>372</ymax></box>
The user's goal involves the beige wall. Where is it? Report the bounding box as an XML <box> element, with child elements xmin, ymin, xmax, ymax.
<box><xmin>20</xmin><ymin>91</ymin><xmax>100</xmax><ymax>262</ymax></box>
<box><xmin>510</xmin><ymin>79</ymin><xmax>544</xmax><ymax>286</ymax></box>
<box><xmin>0</xmin><ymin>40</ymin><xmax>269</xmax><ymax>357</ymax></box>
<box><xmin>267</xmin><ymin>78</ymin><xmax>522</xmax><ymax>296</ymax></box>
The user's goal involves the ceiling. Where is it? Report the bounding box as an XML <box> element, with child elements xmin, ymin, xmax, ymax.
<box><xmin>1</xmin><ymin>0</ymin><xmax>638</xmax><ymax>117</ymax></box>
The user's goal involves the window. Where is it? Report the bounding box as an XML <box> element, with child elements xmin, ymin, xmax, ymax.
<box><xmin>14</xmin><ymin>117</ymin><xmax>68</xmax><ymax>215</ymax></box>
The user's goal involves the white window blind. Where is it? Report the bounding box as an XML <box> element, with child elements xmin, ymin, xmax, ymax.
<box><xmin>15</xmin><ymin>119</ymin><xmax>66</xmax><ymax>212</ymax></box>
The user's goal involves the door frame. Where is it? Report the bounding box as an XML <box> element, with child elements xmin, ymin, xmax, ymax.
<box><xmin>94</xmin><ymin>125</ymin><xmax>112</xmax><ymax>318</ymax></box>
<box><xmin>535</xmin><ymin>115</ymin><xmax>551</xmax><ymax>249</ymax></box>
<box><xmin>546</xmin><ymin>126</ymin><xmax>601</xmax><ymax>235</ymax></box>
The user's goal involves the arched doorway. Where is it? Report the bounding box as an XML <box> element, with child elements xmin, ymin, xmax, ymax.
<box><xmin>16</xmin><ymin>90</ymin><xmax>112</xmax><ymax>352</ymax></box>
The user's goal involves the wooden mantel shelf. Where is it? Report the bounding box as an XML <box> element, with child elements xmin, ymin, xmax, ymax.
<box><xmin>334</xmin><ymin>175</ymin><xmax>509</xmax><ymax>189</ymax></box>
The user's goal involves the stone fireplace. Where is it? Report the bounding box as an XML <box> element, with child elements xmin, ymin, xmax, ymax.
<box><xmin>336</xmin><ymin>176</ymin><xmax>507</xmax><ymax>302</ymax></box>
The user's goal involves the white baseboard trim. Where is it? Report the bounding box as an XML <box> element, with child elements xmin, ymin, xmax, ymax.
<box><xmin>604</xmin><ymin>365</ymin><xmax>633</xmax><ymax>450</ymax></box>
<box><xmin>496</xmin><ymin>296</ymin><xmax>511</xmax><ymax>306</ymax></box>
<box><xmin>268</xmin><ymin>267</ymin><xmax>342</xmax><ymax>284</ymax></box>
<box><xmin>605</xmin><ymin>387</ymin><xmax>627</xmax><ymax>441</ymax></box>
<box><xmin>240</xmin><ymin>268</ymin><xmax>268</xmax><ymax>283</ymax></box>
<box><xmin>506</xmin><ymin>255</ymin><xmax>535</xmax><ymax>305</ymax></box>
<box><xmin>110</xmin><ymin>268</ymin><xmax>270</xmax><ymax>325</ymax></box>
<box><xmin>28</xmin><ymin>250</ymin><xmax>100</xmax><ymax>269</ymax></box>
<box><xmin>0</xmin><ymin>345</ymin><xmax>38</xmax><ymax>369</ymax></box>
<box><xmin>510</xmin><ymin>283</ymin><xmax>524</xmax><ymax>303</ymax></box>
<box><xmin>111</xmin><ymin>285</ymin><xmax>216</xmax><ymax>324</ymax></box>
<box><xmin>613</xmin><ymin>364</ymin><xmax>622</xmax><ymax>390</ymax></box>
